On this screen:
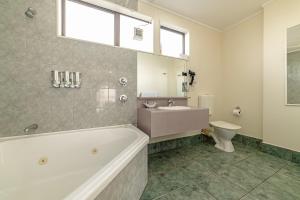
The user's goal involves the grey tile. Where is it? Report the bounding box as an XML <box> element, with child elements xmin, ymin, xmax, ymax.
<box><xmin>240</xmin><ymin>194</ymin><xmax>259</xmax><ymax>200</ymax></box>
<box><xmin>140</xmin><ymin>171</ymin><xmax>185</xmax><ymax>200</ymax></box>
<box><xmin>191</xmin><ymin>171</ymin><xmax>248</xmax><ymax>200</ymax></box>
<box><xmin>249</xmin><ymin>182</ymin><xmax>298</xmax><ymax>200</ymax></box>
<box><xmin>0</xmin><ymin>0</ymin><xmax>138</xmax><ymax>138</ymax></box>
<box><xmin>281</xmin><ymin>163</ymin><xmax>300</xmax><ymax>180</ymax></box>
<box><xmin>216</xmin><ymin>165</ymin><xmax>263</xmax><ymax>191</ymax></box>
<box><xmin>266</xmin><ymin>170</ymin><xmax>300</xmax><ymax>198</ymax></box>
<box><xmin>96</xmin><ymin>145</ymin><xmax>146</xmax><ymax>200</ymax></box>
<box><xmin>234</xmin><ymin>159</ymin><xmax>277</xmax><ymax>181</ymax></box>
<box><xmin>148</xmin><ymin>153</ymin><xmax>176</xmax><ymax>174</ymax></box>
<box><xmin>234</xmin><ymin>152</ymin><xmax>288</xmax><ymax>180</ymax></box>
<box><xmin>156</xmin><ymin>185</ymin><xmax>216</xmax><ymax>200</ymax></box>
<box><xmin>143</xmin><ymin>143</ymin><xmax>300</xmax><ymax>200</ymax></box>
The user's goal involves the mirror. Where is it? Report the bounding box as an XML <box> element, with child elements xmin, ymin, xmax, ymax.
<box><xmin>137</xmin><ymin>52</ymin><xmax>187</xmax><ymax>97</ymax></box>
<box><xmin>287</xmin><ymin>24</ymin><xmax>300</xmax><ymax>105</ymax></box>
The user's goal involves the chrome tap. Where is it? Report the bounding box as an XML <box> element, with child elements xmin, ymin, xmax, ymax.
<box><xmin>24</xmin><ymin>124</ymin><xmax>38</xmax><ymax>134</ymax></box>
<box><xmin>168</xmin><ymin>99</ymin><xmax>175</xmax><ymax>107</ymax></box>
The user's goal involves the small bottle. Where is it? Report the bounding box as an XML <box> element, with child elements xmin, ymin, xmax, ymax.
<box><xmin>51</xmin><ymin>70</ymin><xmax>60</xmax><ymax>88</ymax></box>
<box><xmin>69</xmin><ymin>72</ymin><xmax>75</xmax><ymax>88</ymax></box>
<box><xmin>74</xmin><ymin>72</ymin><xmax>81</xmax><ymax>88</ymax></box>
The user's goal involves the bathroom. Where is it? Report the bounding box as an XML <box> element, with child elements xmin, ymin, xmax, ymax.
<box><xmin>0</xmin><ymin>0</ymin><xmax>300</xmax><ymax>199</ymax></box>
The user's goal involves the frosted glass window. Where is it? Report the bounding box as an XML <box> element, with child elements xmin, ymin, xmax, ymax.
<box><xmin>120</xmin><ymin>15</ymin><xmax>153</xmax><ymax>52</ymax></box>
<box><xmin>64</xmin><ymin>0</ymin><xmax>114</xmax><ymax>45</ymax></box>
<box><xmin>160</xmin><ymin>27</ymin><xmax>185</xmax><ymax>58</ymax></box>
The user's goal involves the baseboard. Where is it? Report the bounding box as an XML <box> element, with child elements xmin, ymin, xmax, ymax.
<box><xmin>148</xmin><ymin>134</ymin><xmax>203</xmax><ymax>154</ymax></box>
<box><xmin>260</xmin><ymin>143</ymin><xmax>300</xmax><ymax>164</ymax></box>
<box><xmin>148</xmin><ymin>133</ymin><xmax>300</xmax><ymax>164</ymax></box>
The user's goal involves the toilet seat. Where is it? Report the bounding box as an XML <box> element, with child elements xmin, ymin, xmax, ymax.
<box><xmin>210</xmin><ymin>121</ymin><xmax>241</xmax><ymax>130</ymax></box>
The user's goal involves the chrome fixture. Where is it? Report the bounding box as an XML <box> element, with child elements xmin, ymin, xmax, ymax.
<box><xmin>69</xmin><ymin>72</ymin><xmax>75</xmax><ymax>88</ymax></box>
<box><xmin>168</xmin><ymin>99</ymin><xmax>175</xmax><ymax>107</ymax></box>
<box><xmin>63</xmin><ymin>71</ymin><xmax>71</xmax><ymax>88</ymax></box>
<box><xmin>119</xmin><ymin>77</ymin><xmax>128</xmax><ymax>87</ymax></box>
<box><xmin>74</xmin><ymin>72</ymin><xmax>81</xmax><ymax>88</ymax></box>
<box><xmin>120</xmin><ymin>94</ymin><xmax>128</xmax><ymax>103</ymax></box>
<box><xmin>25</xmin><ymin>7</ymin><xmax>37</xmax><ymax>18</ymax></box>
<box><xmin>59</xmin><ymin>72</ymin><xmax>65</xmax><ymax>88</ymax></box>
<box><xmin>24</xmin><ymin>124</ymin><xmax>38</xmax><ymax>134</ymax></box>
<box><xmin>51</xmin><ymin>71</ymin><xmax>81</xmax><ymax>88</ymax></box>
<box><xmin>51</xmin><ymin>70</ymin><xmax>60</xmax><ymax>88</ymax></box>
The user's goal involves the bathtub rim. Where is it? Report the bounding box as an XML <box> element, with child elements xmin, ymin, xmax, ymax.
<box><xmin>0</xmin><ymin>124</ymin><xmax>141</xmax><ymax>142</ymax></box>
<box><xmin>0</xmin><ymin>124</ymin><xmax>149</xmax><ymax>200</ymax></box>
<box><xmin>64</xmin><ymin>125</ymin><xmax>149</xmax><ymax>200</ymax></box>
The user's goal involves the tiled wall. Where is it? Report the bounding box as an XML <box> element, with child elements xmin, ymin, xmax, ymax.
<box><xmin>95</xmin><ymin>146</ymin><xmax>148</xmax><ymax>200</ymax></box>
<box><xmin>0</xmin><ymin>0</ymin><xmax>138</xmax><ymax>137</ymax></box>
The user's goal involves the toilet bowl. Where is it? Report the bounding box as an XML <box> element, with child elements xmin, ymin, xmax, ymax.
<box><xmin>209</xmin><ymin>121</ymin><xmax>241</xmax><ymax>152</ymax></box>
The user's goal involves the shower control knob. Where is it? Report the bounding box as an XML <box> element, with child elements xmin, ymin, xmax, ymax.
<box><xmin>119</xmin><ymin>95</ymin><xmax>128</xmax><ymax>103</ymax></box>
<box><xmin>119</xmin><ymin>77</ymin><xmax>128</xmax><ymax>86</ymax></box>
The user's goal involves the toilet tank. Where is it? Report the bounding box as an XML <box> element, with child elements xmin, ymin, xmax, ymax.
<box><xmin>198</xmin><ymin>95</ymin><xmax>214</xmax><ymax>115</ymax></box>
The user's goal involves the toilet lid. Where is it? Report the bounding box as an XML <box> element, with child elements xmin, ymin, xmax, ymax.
<box><xmin>210</xmin><ymin>121</ymin><xmax>241</xmax><ymax>130</ymax></box>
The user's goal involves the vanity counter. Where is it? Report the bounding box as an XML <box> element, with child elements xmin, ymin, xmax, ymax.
<box><xmin>137</xmin><ymin>107</ymin><xmax>209</xmax><ymax>138</ymax></box>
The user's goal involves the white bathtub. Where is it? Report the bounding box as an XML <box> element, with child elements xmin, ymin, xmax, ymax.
<box><xmin>0</xmin><ymin>125</ymin><xmax>149</xmax><ymax>200</ymax></box>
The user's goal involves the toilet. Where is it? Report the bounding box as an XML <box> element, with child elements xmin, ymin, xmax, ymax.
<box><xmin>209</xmin><ymin>121</ymin><xmax>241</xmax><ymax>152</ymax></box>
<box><xmin>198</xmin><ymin>95</ymin><xmax>242</xmax><ymax>152</ymax></box>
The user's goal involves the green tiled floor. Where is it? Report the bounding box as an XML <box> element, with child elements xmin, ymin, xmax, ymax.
<box><xmin>141</xmin><ymin>142</ymin><xmax>300</xmax><ymax>200</ymax></box>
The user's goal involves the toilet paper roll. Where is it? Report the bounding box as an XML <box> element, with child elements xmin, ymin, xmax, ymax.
<box><xmin>233</xmin><ymin>108</ymin><xmax>241</xmax><ymax>116</ymax></box>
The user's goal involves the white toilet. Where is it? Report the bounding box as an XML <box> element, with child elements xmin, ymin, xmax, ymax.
<box><xmin>209</xmin><ymin>121</ymin><xmax>241</xmax><ymax>152</ymax></box>
<box><xmin>198</xmin><ymin>95</ymin><xmax>241</xmax><ymax>152</ymax></box>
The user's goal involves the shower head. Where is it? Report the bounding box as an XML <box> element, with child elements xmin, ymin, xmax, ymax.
<box><xmin>25</xmin><ymin>7</ymin><xmax>37</xmax><ymax>18</ymax></box>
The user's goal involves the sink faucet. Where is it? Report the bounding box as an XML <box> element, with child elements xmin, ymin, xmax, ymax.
<box><xmin>168</xmin><ymin>99</ymin><xmax>175</xmax><ymax>107</ymax></box>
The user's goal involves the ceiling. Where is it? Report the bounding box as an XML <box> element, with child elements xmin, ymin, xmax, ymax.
<box><xmin>144</xmin><ymin>0</ymin><xmax>270</xmax><ymax>31</ymax></box>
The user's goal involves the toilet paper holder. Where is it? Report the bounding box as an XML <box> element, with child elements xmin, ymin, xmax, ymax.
<box><xmin>233</xmin><ymin>106</ymin><xmax>241</xmax><ymax>116</ymax></box>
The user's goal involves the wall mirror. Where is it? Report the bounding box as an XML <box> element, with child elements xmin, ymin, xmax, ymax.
<box><xmin>137</xmin><ymin>52</ymin><xmax>187</xmax><ymax>97</ymax></box>
<box><xmin>286</xmin><ymin>24</ymin><xmax>300</xmax><ymax>105</ymax></box>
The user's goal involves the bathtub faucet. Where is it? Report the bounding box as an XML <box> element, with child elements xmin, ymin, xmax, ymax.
<box><xmin>24</xmin><ymin>124</ymin><xmax>38</xmax><ymax>134</ymax></box>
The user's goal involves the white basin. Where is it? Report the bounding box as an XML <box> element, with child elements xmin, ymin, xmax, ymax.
<box><xmin>157</xmin><ymin>106</ymin><xmax>191</xmax><ymax>110</ymax></box>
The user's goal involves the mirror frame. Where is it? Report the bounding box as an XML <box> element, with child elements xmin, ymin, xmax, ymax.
<box><xmin>285</xmin><ymin>24</ymin><xmax>300</xmax><ymax>106</ymax></box>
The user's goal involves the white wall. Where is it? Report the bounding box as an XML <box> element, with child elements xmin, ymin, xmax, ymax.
<box><xmin>138</xmin><ymin>1</ymin><xmax>223</xmax><ymax>121</ymax></box>
<box><xmin>139</xmin><ymin>0</ymin><xmax>300</xmax><ymax>151</ymax></box>
<box><xmin>221</xmin><ymin>13</ymin><xmax>263</xmax><ymax>139</ymax></box>
<box><xmin>263</xmin><ymin>0</ymin><xmax>300</xmax><ymax>151</ymax></box>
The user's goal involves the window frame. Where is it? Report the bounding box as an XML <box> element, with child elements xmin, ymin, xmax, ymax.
<box><xmin>160</xmin><ymin>25</ymin><xmax>186</xmax><ymax>57</ymax></box>
<box><xmin>61</xmin><ymin>0</ymin><xmax>152</xmax><ymax>50</ymax></box>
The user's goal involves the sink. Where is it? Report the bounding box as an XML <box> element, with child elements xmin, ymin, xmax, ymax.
<box><xmin>157</xmin><ymin>106</ymin><xmax>191</xmax><ymax>110</ymax></box>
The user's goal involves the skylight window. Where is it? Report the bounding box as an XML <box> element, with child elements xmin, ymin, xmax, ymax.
<box><xmin>61</xmin><ymin>0</ymin><xmax>153</xmax><ymax>52</ymax></box>
<box><xmin>160</xmin><ymin>26</ymin><xmax>189</xmax><ymax>58</ymax></box>
<box><xmin>64</xmin><ymin>0</ymin><xmax>115</xmax><ymax>45</ymax></box>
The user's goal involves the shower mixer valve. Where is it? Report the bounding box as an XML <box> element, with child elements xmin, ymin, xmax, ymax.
<box><xmin>51</xmin><ymin>70</ymin><xmax>81</xmax><ymax>88</ymax></box>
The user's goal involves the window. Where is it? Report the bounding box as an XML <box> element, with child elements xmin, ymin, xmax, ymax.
<box><xmin>120</xmin><ymin>15</ymin><xmax>153</xmax><ymax>52</ymax></box>
<box><xmin>62</xmin><ymin>0</ymin><xmax>153</xmax><ymax>52</ymax></box>
<box><xmin>160</xmin><ymin>26</ymin><xmax>188</xmax><ymax>58</ymax></box>
<box><xmin>64</xmin><ymin>0</ymin><xmax>115</xmax><ymax>45</ymax></box>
